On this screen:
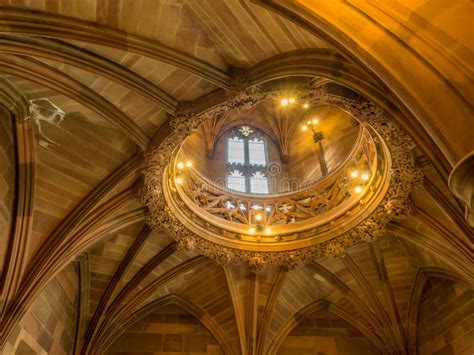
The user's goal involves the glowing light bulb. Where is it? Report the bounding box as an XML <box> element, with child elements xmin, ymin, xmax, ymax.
<box><xmin>255</xmin><ymin>214</ymin><xmax>263</xmax><ymax>221</ymax></box>
<box><xmin>312</xmin><ymin>118</ymin><xmax>319</xmax><ymax>125</ymax></box>
<box><xmin>281</xmin><ymin>98</ymin><xmax>289</xmax><ymax>106</ymax></box>
<box><xmin>289</xmin><ymin>98</ymin><xmax>295</xmax><ymax>104</ymax></box>
<box><xmin>302</xmin><ymin>125</ymin><xmax>308</xmax><ymax>131</ymax></box>
<box><xmin>249</xmin><ymin>227</ymin><xmax>256</xmax><ymax>234</ymax></box>
<box><xmin>177</xmin><ymin>162</ymin><xmax>184</xmax><ymax>170</ymax></box>
<box><xmin>175</xmin><ymin>177</ymin><xmax>184</xmax><ymax>185</ymax></box>
<box><xmin>350</xmin><ymin>170</ymin><xmax>359</xmax><ymax>178</ymax></box>
<box><xmin>361</xmin><ymin>172</ymin><xmax>370</xmax><ymax>181</ymax></box>
<box><xmin>185</xmin><ymin>160</ymin><xmax>193</xmax><ymax>168</ymax></box>
<box><xmin>264</xmin><ymin>227</ymin><xmax>272</xmax><ymax>235</ymax></box>
<box><xmin>354</xmin><ymin>186</ymin><xmax>363</xmax><ymax>194</ymax></box>
<box><xmin>303</xmin><ymin>103</ymin><xmax>309</xmax><ymax>109</ymax></box>
<box><xmin>306</xmin><ymin>120</ymin><xmax>311</xmax><ymax>125</ymax></box>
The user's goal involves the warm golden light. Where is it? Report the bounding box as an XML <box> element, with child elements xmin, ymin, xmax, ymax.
<box><xmin>281</xmin><ymin>98</ymin><xmax>289</xmax><ymax>106</ymax></box>
<box><xmin>175</xmin><ymin>177</ymin><xmax>184</xmax><ymax>185</ymax></box>
<box><xmin>361</xmin><ymin>172</ymin><xmax>370</xmax><ymax>181</ymax></box>
<box><xmin>306</xmin><ymin>120</ymin><xmax>311</xmax><ymax>125</ymax></box>
<box><xmin>249</xmin><ymin>227</ymin><xmax>256</xmax><ymax>234</ymax></box>
<box><xmin>289</xmin><ymin>98</ymin><xmax>295</xmax><ymax>104</ymax></box>
<box><xmin>302</xmin><ymin>125</ymin><xmax>308</xmax><ymax>131</ymax></box>
<box><xmin>185</xmin><ymin>161</ymin><xmax>193</xmax><ymax>168</ymax></box>
<box><xmin>177</xmin><ymin>162</ymin><xmax>184</xmax><ymax>170</ymax></box>
<box><xmin>350</xmin><ymin>170</ymin><xmax>359</xmax><ymax>178</ymax></box>
<box><xmin>354</xmin><ymin>186</ymin><xmax>363</xmax><ymax>194</ymax></box>
<box><xmin>303</xmin><ymin>103</ymin><xmax>309</xmax><ymax>109</ymax></box>
<box><xmin>255</xmin><ymin>214</ymin><xmax>263</xmax><ymax>221</ymax></box>
<box><xmin>312</xmin><ymin>118</ymin><xmax>319</xmax><ymax>125</ymax></box>
<box><xmin>264</xmin><ymin>227</ymin><xmax>272</xmax><ymax>235</ymax></box>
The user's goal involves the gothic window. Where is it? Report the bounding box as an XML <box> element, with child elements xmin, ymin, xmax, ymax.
<box><xmin>227</xmin><ymin>170</ymin><xmax>246</xmax><ymax>193</ymax></box>
<box><xmin>248</xmin><ymin>138</ymin><xmax>266</xmax><ymax>165</ymax></box>
<box><xmin>226</xmin><ymin>126</ymin><xmax>269</xmax><ymax>194</ymax></box>
<box><xmin>250</xmin><ymin>171</ymin><xmax>269</xmax><ymax>194</ymax></box>
<box><xmin>227</xmin><ymin>137</ymin><xmax>245</xmax><ymax>164</ymax></box>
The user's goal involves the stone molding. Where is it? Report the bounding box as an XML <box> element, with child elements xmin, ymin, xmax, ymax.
<box><xmin>449</xmin><ymin>152</ymin><xmax>474</xmax><ymax>227</ymax></box>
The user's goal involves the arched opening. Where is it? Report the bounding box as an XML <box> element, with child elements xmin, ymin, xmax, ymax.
<box><xmin>277</xmin><ymin>309</ymin><xmax>379</xmax><ymax>354</ymax></box>
<box><xmin>108</xmin><ymin>303</ymin><xmax>223</xmax><ymax>354</ymax></box>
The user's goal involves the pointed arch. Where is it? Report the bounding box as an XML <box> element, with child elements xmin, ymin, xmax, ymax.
<box><xmin>406</xmin><ymin>266</ymin><xmax>465</xmax><ymax>354</ymax></box>
<box><xmin>267</xmin><ymin>299</ymin><xmax>387</xmax><ymax>354</ymax></box>
<box><xmin>101</xmin><ymin>293</ymin><xmax>235</xmax><ymax>355</ymax></box>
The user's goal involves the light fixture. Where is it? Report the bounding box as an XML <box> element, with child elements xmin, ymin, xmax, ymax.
<box><xmin>361</xmin><ymin>172</ymin><xmax>370</xmax><ymax>181</ymax></box>
<box><xmin>289</xmin><ymin>98</ymin><xmax>295</xmax><ymax>104</ymax></box>
<box><xmin>302</xmin><ymin>116</ymin><xmax>329</xmax><ymax>176</ymax></box>
<box><xmin>303</xmin><ymin>103</ymin><xmax>309</xmax><ymax>109</ymax></box>
<box><xmin>264</xmin><ymin>227</ymin><xmax>272</xmax><ymax>235</ymax></box>
<box><xmin>177</xmin><ymin>162</ymin><xmax>184</xmax><ymax>170</ymax></box>
<box><xmin>350</xmin><ymin>170</ymin><xmax>359</xmax><ymax>178</ymax></box>
<box><xmin>354</xmin><ymin>186</ymin><xmax>362</xmax><ymax>194</ymax></box>
<box><xmin>185</xmin><ymin>161</ymin><xmax>193</xmax><ymax>168</ymax></box>
<box><xmin>281</xmin><ymin>98</ymin><xmax>289</xmax><ymax>106</ymax></box>
<box><xmin>265</xmin><ymin>206</ymin><xmax>271</xmax><ymax>212</ymax></box>
<box><xmin>255</xmin><ymin>213</ymin><xmax>263</xmax><ymax>221</ymax></box>
<box><xmin>175</xmin><ymin>177</ymin><xmax>184</xmax><ymax>185</ymax></box>
<box><xmin>248</xmin><ymin>227</ymin><xmax>256</xmax><ymax>234</ymax></box>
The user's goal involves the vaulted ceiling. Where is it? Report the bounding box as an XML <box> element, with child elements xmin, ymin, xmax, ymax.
<box><xmin>0</xmin><ymin>1</ymin><xmax>472</xmax><ymax>354</ymax></box>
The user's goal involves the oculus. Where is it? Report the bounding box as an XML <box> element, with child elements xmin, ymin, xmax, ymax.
<box><xmin>139</xmin><ymin>77</ymin><xmax>422</xmax><ymax>272</ymax></box>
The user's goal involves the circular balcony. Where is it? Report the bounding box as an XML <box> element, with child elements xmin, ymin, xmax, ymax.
<box><xmin>164</xmin><ymin>123</ymin><xmax>389</xmax><ymax>252</ymax></box>
<box><xmin>140</xmin><ymin>81</ymin><xmax>422</xmax><ymax>270</ymax></box>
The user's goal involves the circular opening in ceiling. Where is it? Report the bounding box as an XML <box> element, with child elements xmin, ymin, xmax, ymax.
<box><xmin>179</xmin><ymin>99</ymin><xmax>361</xmax><ymax>195</ymax></box>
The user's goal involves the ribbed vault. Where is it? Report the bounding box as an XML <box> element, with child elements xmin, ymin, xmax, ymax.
<box><xmin>0</xmin><ymin>1</ymin><xmax>472</xmax><ymax>354</ymax></box>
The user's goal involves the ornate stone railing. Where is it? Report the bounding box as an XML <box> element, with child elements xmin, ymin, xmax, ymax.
<box><xmin>141</xmin><ymin>82</ymin><xmax>423</xmax><ymax>270</ymax></box>
<box><xmin>164</xmin><ymin>123</ymin><xmax>388</xmax><ymax>245</ymax></box>
<box><xmin>173</xmin><ymin>126</ymin><xmax>377</xmax><ymax>233</ymax></box>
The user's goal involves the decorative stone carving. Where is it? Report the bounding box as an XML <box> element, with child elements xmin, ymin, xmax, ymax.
<box><xmin>139</xmin><ymin>86</ymin><xmax>422</xmax><ymax>273</ymax></box>
<box><xmin>182</xmin><ymin>128</ymin><xmax>374</xmax><ymax>227</ymax></box>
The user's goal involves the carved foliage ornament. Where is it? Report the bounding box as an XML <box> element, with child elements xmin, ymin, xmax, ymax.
<box><xmin>139</xmin><ymin>84</ymin><xmax>423</xmax><ymax>273</ymax></box>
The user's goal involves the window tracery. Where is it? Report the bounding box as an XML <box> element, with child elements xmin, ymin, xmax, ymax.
<box><xmin>226</xmin><ymin>126</ymin><xmax>269</xmax><ymax>194</ymax></box>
